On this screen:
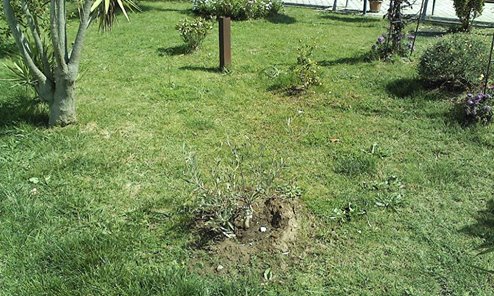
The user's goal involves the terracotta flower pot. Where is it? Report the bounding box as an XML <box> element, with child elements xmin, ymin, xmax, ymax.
<box><xmin>369</xmin><ymin>1</ymin><xmax>383</xmax><ymax>12</ymax></box>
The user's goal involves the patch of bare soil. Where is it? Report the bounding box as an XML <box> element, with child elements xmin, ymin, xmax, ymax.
<box><xmin>190</xmin><ymin>196</ymin><xmax>314</xmax><ymax>275</ymax></box>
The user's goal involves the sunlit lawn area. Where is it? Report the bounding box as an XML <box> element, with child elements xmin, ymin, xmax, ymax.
<box><xmin>2</xmin><ymin>1</ymin><xmax>494</xmax><ymax>294</ymax></box>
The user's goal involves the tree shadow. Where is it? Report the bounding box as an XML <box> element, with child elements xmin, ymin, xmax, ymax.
<box><xmin>318</xmin><ymin>54</ymin><xmax>367</xmax><ymax>67</ymax></box>
<box><xmin>320</xmin><ymin>12</ymin><xmax>383</xmax><ymax>23</ymax></box>
<box><xmin>461</xmin><ymin>199</ymin><xmax>494</xmax><ymax>254</ymax></box>
<box><xmin>139</xmin><ymin>4</ymin><xmax>193</xmax><ymax>15</ymax></box>
<box><xmin>386</xmin><ymin>77</ymin><xmax>424</xmax><ymax>99</ymax></box>
<box><xmin>0</xmin><ymin>94</ymin><xmax>48</xmax><ymax>131</ymax></box>
<box><xmin>414</xmin><ymin>30</ymin><xmax>447</xmax><ymax>38</ymax></box>
<box><xmin>179</xmin><ymin>65</ymin><xmax>220</xmax><ymax>73</ymax></box>
<box><xmin>266</xmin><ymin>14</ymin><xmax>297</xmax><ymax>24</ymax></box>
<box><xmin>157</xmin><ymin>45</ymin><xmax>190</xmax><ymax>56</ymax></box>
<box><xmin>385</xmin><ymin>78</ymin><xmax>458</xmax><ymax>100</ymax></box>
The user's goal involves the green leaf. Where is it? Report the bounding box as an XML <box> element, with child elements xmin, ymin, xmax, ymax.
<box><xmin>90</xmin><ymin>0</ymin><xmax>104</xmax><ymax>12</ymax></box>
<box><xmin>29</xmin><ymin>177</ymin><xmax>40</xmax><ymax>184</ymax></box>
<box><xmin>263</xmin><ymin>268</ymin><xmax>273</xmax><ymax>281</ymax></box>
<box><xmin>116</xmin><ymin>0</ymin><xmax>129</xmax><ymax>20</ymax></box>
<box><xmin>104</xmin><ymin>0</ymin><xmax>110</xmax><ymax>14</ymax></box>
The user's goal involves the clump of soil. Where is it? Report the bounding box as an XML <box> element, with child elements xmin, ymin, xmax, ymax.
<box><xmin>192</xmin><ymin>196</ymin><xmax>307</xmax><ymax>272</ymax></box>
<box><xmin>230</xmin><ymin>196</ymin><xmax>300</xmax><ymax>252</ymax></box>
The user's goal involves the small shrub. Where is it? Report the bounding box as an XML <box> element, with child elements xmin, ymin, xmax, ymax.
<box><xmin>453</xmin><ymin>0</ymin><xmax>484</xmax><ymax>31</ymax></box>
<box><xmin>175</xmin><ymin>18</ymin><xmax>213</xmax><ymax>52</ymax></box>
<box><xmin>418</xmin><ymin>33</ymin><xmax>489</xmax><ymax>89</ymax></box>
<box><xmin>269</xmin><ymin>43</ymin><xmax>321</xmax><ymax>94</ymax></box>
<box><xmin>463</xmin><ymin>92</ymin><xmax>493</xmax><ymax>124</ymax></box>
<box><xmin>293</xmin><ymin>43</ymin><xmax>321</xmax><ymax>91</ymax></box>
<box><xmin>192</xmin><ymin>0</ymin><xmax>283</xmax><ymax>20</ymax></box>
<box><xmin>184</xmin><ymin>146</ymin><xmax>286</xmax><ymax>238</ymax></box>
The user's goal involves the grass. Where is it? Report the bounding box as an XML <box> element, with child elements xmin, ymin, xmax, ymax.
<box><xmin>2</xmin><ymin>2</ymin><xmax>494</xmax><ymax>294</ymax></box>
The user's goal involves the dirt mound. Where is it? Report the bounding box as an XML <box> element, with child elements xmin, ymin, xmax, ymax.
<box><xmin>193</xmin><ymin>196</ymin><xmax>305</xmax><ymax>272</ymax></box>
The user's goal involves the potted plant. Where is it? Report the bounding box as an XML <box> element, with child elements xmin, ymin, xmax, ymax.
<box><xmin>369</xmin><ymin>0</ymin><xmax>383</xmax><ymax>12</ymax></box>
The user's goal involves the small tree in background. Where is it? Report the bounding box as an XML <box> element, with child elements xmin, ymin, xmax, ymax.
<box><xmin>453</xmin><ymin>0</ymin><xmax>484</xmax><ymax>31</ymax></box>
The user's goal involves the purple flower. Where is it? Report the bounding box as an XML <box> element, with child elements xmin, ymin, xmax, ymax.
<box><xmin>407</xmin><ymin>34</ymin><xmax>415</xmax><ymax>40</ymax></box>
<box><xmin>377</xmin><ymin>36</ymin><xmax>385</xmax><ymax>44</ymax></box>
<box><xmin>467</xmin><ymin>99</ymin><xmax>475</xmax><ymax>106</ymax></box>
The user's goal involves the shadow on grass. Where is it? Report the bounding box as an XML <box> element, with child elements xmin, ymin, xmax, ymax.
<box><xmin>157</xmin><ymin>45</ymin><xmax>190</xmax><ymax>56</ymax></box>
<box><xmin>386</xmin><ymin>78</ymin><xmax>460</xmax><ymax>100</ymax></box>
<box><xmin>179</xmin><ymin>65</ymin><xmax>220</xmax><ymax>73</ymax></box>
<box><xmin>0</xmin><ymin>94</ymin><xmax>48</xmax><ymax>131</ymax></box>
<box><xmin>386</xmin><ymin>78</ymin><xmax>425</xmax><ymax>98</ymax></box>
<box><xmin>266</xmin><ymin>14</ymin><xmax>296</xmax><ymax>24</ymax></box>
<box><xmin>139</xmin><ymin>4</ymin><xmax>193</xmax><ymax>15</ymax></box>
<box><xmin>318</xmin><ymin>54</ymin><xmax>367</xmax><ymax>67</ymax></box>
<box><xmin>414</xmin><ymin>30</ymin><xmax>447</xmax><ymax>38</ymax></box>
<box><xmin>461</xmin><ymin>199</ymin><xmax>494</xmax><ymax>254</ymax></box>
<box><xmin>320</xmin><ymin>12</ymin><xmax>382</xmax><ymax>23</ymax></box>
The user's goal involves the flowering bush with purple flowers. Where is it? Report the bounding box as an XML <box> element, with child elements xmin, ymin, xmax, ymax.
<box><xmin>367</xmin><ymin>0</ymin><xmax>413</xmax><ymax>61</ymax></box>
<box><xmin>464</xmin><ymin>92</ymin><xmax>493</xmax><ymax>124</ymax></box>
<box><xmin>368</xmin><ymin>33</ymin><xmax>414</xmax><ymax>61</ymax></box>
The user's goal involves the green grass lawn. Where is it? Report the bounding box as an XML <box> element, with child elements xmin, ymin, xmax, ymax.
<box><xmin>2</xmin><ymin>2</ymin><xmax>494</xmax><ymax>295</ymax></box>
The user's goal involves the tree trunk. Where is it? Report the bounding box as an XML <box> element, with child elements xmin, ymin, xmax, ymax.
<box><xmin>48</xmin><ymin>74</ymin><xmax>77</xmax><ymax>126</ymax></box>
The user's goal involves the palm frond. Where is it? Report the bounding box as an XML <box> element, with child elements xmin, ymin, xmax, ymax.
<box><xmin>89</xmin><ymin>0</ymin><xmax>140</xmax><ymax>32</ymax></box>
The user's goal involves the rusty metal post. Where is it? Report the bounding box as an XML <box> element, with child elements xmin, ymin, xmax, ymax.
<box><xmin>219</xmin><ymin>17</ymin><xmax>231</xmax><ymax>70</ymax></box>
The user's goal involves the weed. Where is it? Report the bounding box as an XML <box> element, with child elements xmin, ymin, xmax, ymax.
<box><xmin>330</xmin><ymin>202</ymin><xmax>367</xmax><ymax>224</ymax></box>
<box><xmin>363</xmin><ymin>176</ymin><xmax>406</xmax><ymax>211</ymax></box>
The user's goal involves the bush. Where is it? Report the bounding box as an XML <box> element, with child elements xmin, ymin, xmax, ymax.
<box><xmin>268</xmin><ymin>43</ymin><xmax>321</xmax><ymax>95</ymax></box>
<box><xmin>418</xmin><ymin>33</ymin><xmax>489</xmax><ymax>89</ymax></box>
<box><xmin>192</xmin><ymin>0</ymin><xmax>283</xmax><ymax>20</ymax></box>
<box><xmin>292</xmin><ymin>43</ymin><xmax>321</xmax><ymax>92</ymax></box>
<box><xmin>175</xmin><ymin>17</ymin><xmax>213</xmax><ymax>51</ymax></box>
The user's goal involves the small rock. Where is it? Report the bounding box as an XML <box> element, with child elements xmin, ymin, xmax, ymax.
<box><xmin>216</xmin><ymin>264</ymin><xmax>224</xmax><ymax>272</ymax></box>
<box><xmin>260</xmin><ymin>226</ymin><xmax>267</xmax><ymax>232</ymax></box>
